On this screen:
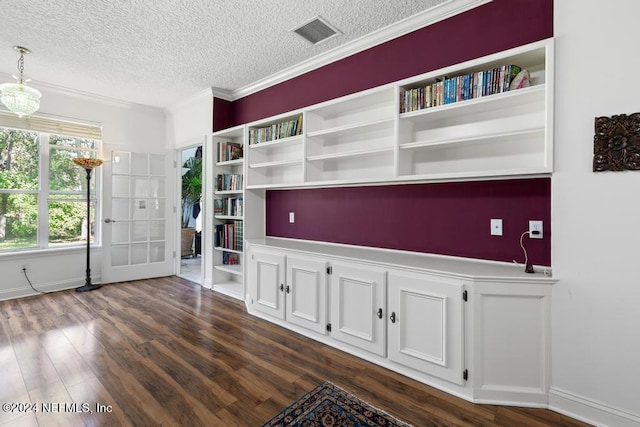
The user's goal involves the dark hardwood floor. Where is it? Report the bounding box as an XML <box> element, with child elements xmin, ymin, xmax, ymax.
<box><xmin>0</xmin><ymin>276</ymin><xmax>591</xmax><ymax>427</ymax></box>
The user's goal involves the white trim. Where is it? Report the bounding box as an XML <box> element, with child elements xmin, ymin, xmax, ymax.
<box><xmin>0</xmin><ymin>276</ymin><xmax>101</xmax><ymax>301</ymax></box>
<box><xmin>549</xmin><ymin>387</ymin><xmax>640</xmax><ymax>427</ymax></box>
<box><xmin>0</xmin><ymin>72</ymin><xmax>163</xmax><ymax>112</ymax></box>
<box><xmin>211</xmin><ymin>87</ymin><xmax>234</xmax><ymax>101</ymax></box>
<box><xmin>232</xmin><ymin>0</ymin><xmax>492</xmax><ymax>100</ymax></box>
<box><xmin>165</xmin><ymin>87</ymin><xmax>234</xmax><ymax>115</ymax></box>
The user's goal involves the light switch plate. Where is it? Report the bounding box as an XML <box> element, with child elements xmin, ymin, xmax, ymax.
<box><xmin>490</xmin><ymin>218</ymin><xmax>503</xmax><ymax>236</ymax></box>
<box><xmin>289</xmin><ymin>212</ymin><xmax>295</xmax><ymax>223</ymax></box>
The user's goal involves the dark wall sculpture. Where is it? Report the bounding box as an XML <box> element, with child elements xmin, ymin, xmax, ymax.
<box><xmin>593</xmin><ymin>113</ymin><xmax>640</xmax><ymax>172</ymax></box>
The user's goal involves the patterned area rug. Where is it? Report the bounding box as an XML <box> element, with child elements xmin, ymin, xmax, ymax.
<box><xmin>262</xmin><ymin>381</ymin><xmax>413</xmax><ymax>427</ymax></box>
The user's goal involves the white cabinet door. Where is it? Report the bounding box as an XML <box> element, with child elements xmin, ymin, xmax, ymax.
<box><xmin>388</xmin><ymin>270</ymin><xmax>465</xmax><ymax>385</ymax></box>
<box><xmin>286</xmin><ymin>254</ymin><xmax>328</xmax><ymax>335</ymax></box>
<box><xmin>330</xmin><ymin>262</ymin><xmax>387</xmax><ymax>357</ymax></box>
<box><xmin>249</xmin><ymin>248</ymin><xmax>285</xmax><ymax>320</ymax></box>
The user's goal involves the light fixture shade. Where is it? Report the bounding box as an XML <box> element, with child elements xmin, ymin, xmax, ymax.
<box><xmin>73</xmin><ymin>158</ymin><xmax>104</xmax><ymax>169</ymax></box>
<box><xmin>0</xmin><ymin>82</ymin><xmax>41</xmax><ymax>117</ymax></box>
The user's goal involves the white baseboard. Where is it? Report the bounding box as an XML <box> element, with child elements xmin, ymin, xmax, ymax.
<box><xmin>0</xmin><ymin>276</ymin><xmax>102</xmax><ymax>301</ymax></box>
<box><xmin>549</xmin><ymin>387</ymin><xmax>640</xmax><ymax>427</ymax></box>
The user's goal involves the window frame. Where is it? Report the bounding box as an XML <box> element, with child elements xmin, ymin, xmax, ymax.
<box><xmin>0</xmin><ymin>120</ymin><xmax>102</xmax><ymax>254</ymax></box>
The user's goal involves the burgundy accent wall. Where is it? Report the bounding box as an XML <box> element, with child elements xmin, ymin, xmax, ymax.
<box><xmin>225</xmin><ymin>0</ymin><xmax>553</xmax><ymax>126</ymax></box>
<box><xmin>266</xmin><ymin>179</ymin><xmax>551</xmax><ymax>266</ymax></box>
<box><xmin>214</xmin><ymin>0</ymin><xmax>553</xmax><ymax>265</ymax></box>
<box><xmin>212</xmin><ymin>97</ymin><xmax>233</xmax><ymax>132</ymax></box>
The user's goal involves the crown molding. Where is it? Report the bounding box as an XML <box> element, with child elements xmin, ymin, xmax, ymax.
<box><xmin>231</xmin><ymin>0</ymin><xmax>492</xmax><ymax>100</ymax></box>
<box><xmin>164</xmin><ymin>87</ymin><xmax>234</xmax><ymax>114</ymax></box>
<box><xmin>210</xmin><ymin>87</ymin><xmax>234</xmax><ymax>101</ymax></box>
<box><xmin>0</xmin><ymin>72</ymin><xmax>164</xmax><ymax>113</ymax></box>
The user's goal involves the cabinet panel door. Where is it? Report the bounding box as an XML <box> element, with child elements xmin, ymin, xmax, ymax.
<box><xmin>330</xmin><ymin>262</ymin><xmax>386</xmax><ymax>357</ymax></box>
<box><xmin>286</xmin><ymin>255</ymin><xmax>328</xmax><ymax>335</ymax></box>
<box><xmin>249</xmin><ymin>249</ymin><xmax>285</xmax><ymax>320</ymax></box>
<box><xmin>388</xmin><ymin>270</ymin><xmax>465</xmax><ymax>385</ymax></box>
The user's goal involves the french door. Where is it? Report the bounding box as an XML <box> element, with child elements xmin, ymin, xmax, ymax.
<box><xmin>101</xmin><ymin>150</ymin><xmax>174</xmax><ymax>283</ymax></box>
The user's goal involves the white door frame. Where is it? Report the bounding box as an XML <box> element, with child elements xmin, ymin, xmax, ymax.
<box><xmin>101</xmin><ymin>149</ymin><xmax>175</xmax><ymax>283</ymax></box>
<box><xmin>175</xmin><ymin>139</ymin><xmax>208</xmax><ymax>287</ymax></box>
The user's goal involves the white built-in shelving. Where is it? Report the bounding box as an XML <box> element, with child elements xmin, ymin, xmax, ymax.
<box><xmin>200</xmin><ymin>37</ymin><xmax>557</xmax><ymax>406</ymax></box>
<box><xmin>246</xmin><ymin>113</ymin><xmax>304</xmax><ymax>188</ymax></box>
<box><xmin>205</xmin><ymin>38</ymin><xmax>553</xmax><ymax>300</ymax></box>
<box><xmin>304</xmin><ymin>86</ymin><xmax>397</xmax><ymax>183</ymax></box>
<box><xmin>242</xmin><ymin>38</ymin><xmax>553</xmax><ymax>189</ymax></box>
<box><xmin>210</xmin><ymin>124</ymin><xmax>245</xmax><ymax>299</ymax></box>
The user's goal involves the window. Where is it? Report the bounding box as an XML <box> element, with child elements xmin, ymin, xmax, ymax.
<box><xmin>0</xmin><ymin>113</ymin><xmax>102</xmax><ymax>252</ymax></box>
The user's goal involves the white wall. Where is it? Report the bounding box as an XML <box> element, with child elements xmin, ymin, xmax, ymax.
<box><xmin>0</xmin><ymin>85</ymin><xmax>168</xmax><ymax>300</ymax></box>
<box><xmin>552</xmin><ymin>2</ymin><xmax>640</xmax><ymax>425</ymax></box>
<box><xmin>165</xmin><ymin>87</ymin><xmax>213</xmax><ymax>149</ymax></box>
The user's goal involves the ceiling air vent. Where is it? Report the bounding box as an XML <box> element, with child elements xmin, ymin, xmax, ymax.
<box><xmin>292</xmin><ymin>16</ymin><xmax>341</xmax><ymax>45</ymax></box>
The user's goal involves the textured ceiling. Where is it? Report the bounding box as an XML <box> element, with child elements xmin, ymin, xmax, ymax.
<box><xmin>0</xmin><ymin>0</ymin><xmax>450</xmax><ymax>109</ymax></box>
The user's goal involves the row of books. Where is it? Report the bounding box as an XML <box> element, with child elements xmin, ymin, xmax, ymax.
<box><xmin>399</xmin><ymin>64</ymin><xmax>523</xmax><ymax>113</ymax></box>
<box><xmin>214</xmin><ymin>221</ymin><xmax>243</xmax><ymax>252</ymax></box>
<box><xmin>249</xmin><ymin>115</ymin><xmax>303</xmax><ymax>145</ymax></box>
<box><xmin>216</xmin><ymin>173</ymin><xmax>243</xmax><ymax>191</ymax></box>
<box><xmin>214</xmin><ymin>197</ymin><xmax>243</xmax><ymax>217</ymax></box>
<box><xmin>222</xmin><ymin>252</ymin><xmax>240</xmax><ymax>265</ymax></box>
<box><xmin>217</xmin><ymin>141</ymin><xmax>243</xmax><ymax>163</ymax></box>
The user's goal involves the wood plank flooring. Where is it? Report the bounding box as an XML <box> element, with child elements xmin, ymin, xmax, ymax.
<box><xmin>0</xmin><ymin>276</ymin><xmax>591</xmax><ymax>427</ymax></box>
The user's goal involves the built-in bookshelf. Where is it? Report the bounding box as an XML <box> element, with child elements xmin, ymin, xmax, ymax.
<box><xmin>305</xmin><ymin>87</ymin><xmax>396</xmax><ymax>183</ymax></box>
<box><xmin>243</xmin><ymin>38</ymin><xmax>553</xmax><ymax>188</ymax></box>
<box><xmin>246</xmin><ymin>112</ymin><xmax>305</xmax><ymax>188</ymax></box>
<box><xmin>399</xmin><ymin>64</ymin><xmax>526</xmax><ymax>112</ymax></box>
<box><xmin>211</xmin><ymin>125</ymin><xmax>245</xmax><ymax>299</ymax></box>
<box><xmin>396</xmin><ymin>41</ymin><xmax>550</xmax><ymax>180</ymax></box>
<box><xmin>248</xmin><ymin>114</ymin><xmax>303</xmax><ymax>145</ymax></box>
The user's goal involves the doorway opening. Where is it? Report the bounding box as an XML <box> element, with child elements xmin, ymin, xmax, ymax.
<box><xmin>178</xmin><ymin>145</ymin><xmax>202</xmax><ymax>283</ymax></box>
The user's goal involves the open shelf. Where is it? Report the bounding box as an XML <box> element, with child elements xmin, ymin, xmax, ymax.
<box><xmin>249</xmin><ymin>159</ymin><xmax>303</xmax><ymax>169</ymax></box>
<box><xmin>216</xmin><ymin>158</ymin><xmax>243</xmax><ymax>167</ymax></box>
<box><xmin>248</xmin><ymin>134</ymin><xmax>303</xmax><ymax>149</ymax></box>
<box><xmin>307</xmin><ymin>146</ymin><xmax>394</xmax><ymax>161</ymax></box>
<box><xmin>211</xmin><ymin>124</ymin><xmax>246</xmax><ymax>301</ymax></box>
<box><xmin>212</xmin><ymin>280</ymin><xmax>244</xmax><ymax>300</ymax></box>
<box><xmin>399</xmin><ymin>85</ymin><xmax>545</xmax><ymax>122</ymax></box>
<box><xmin>306</xmin><ymin>118</ymin><xmax>394</xmax><ymax>138</ymax></box>
<box><xmin>399</xmin><ymin>128</ymin><xmax>544</xmax><ymax>150</ymax></box>
<box><xmin>305</xmin><ymin>86</ymin><xmax>396</xmax><ymax>133</ymax></box>
<box><xmin>242</xmin><ymin>38</ymin><xmax>553</xmax><ymax>187</ymax></box>
<box><xmin>214</xmin><ymin>264</ymin><xmax>243</xmax><ymax>276</ymax></box>
<box><xmin>215</xmin><ymin>190</ymin><xmax>243</xmax><ymax>195</ymax></box>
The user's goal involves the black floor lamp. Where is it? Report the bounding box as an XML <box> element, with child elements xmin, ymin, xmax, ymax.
<box><xmin>73</xmin><ymin>157</ymin><xmax>103</xmax><ymax>293</ymax></box>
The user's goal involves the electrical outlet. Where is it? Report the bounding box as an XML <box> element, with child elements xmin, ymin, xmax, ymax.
<box><xmin>529</xmin><ymin>220</ymin><xmax>543</xmax><ymax>239</ymax></box>
<box><xmin>490</xmin><ymin>218</ymin><xmax>503</xmax><ymax>236</ymax></box>
<box><xmin>289</xmin><ymin>212</ymin><xmax>295</xmax><ymax>223</ymax></box>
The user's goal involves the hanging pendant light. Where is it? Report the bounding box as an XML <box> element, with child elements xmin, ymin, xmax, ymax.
<box><xmin>0</xmin><ymin>46</ymin><xmax>42</xmax><ymax>117</ymax></box>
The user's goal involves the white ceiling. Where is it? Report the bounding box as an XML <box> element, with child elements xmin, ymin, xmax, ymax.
<box><xmin>0</xmin><ymin>0</ymin><xmax>464</xmax><ymax>109</ymax></box>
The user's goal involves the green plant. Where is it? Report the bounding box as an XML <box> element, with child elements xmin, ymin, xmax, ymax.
<box><xmin>181</xmin><ymin>156</ymin><xmax>202</xmax><ymax>228</ymax></box>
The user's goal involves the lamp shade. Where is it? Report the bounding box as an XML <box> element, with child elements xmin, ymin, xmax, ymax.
<box><xmin>73</xmin><ymin>158</ymin><xmax>104</xmax><ymax>169</ymax></box>
<box><xmin>0</xmin><ymin>82</ymin><xmax>41</xmax><ymax>117</ymax></box>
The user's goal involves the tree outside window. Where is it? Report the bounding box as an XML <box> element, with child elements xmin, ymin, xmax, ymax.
<box><xmin>0</xmin><ymin>127</ymin><xmax>101</xmax><ymax>251</ymax></box>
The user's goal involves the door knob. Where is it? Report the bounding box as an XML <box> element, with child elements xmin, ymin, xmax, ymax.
<box><xmin>104</xmin><ymin>218</ymin><xmax>116</xmax><ymax>223</ymax></box>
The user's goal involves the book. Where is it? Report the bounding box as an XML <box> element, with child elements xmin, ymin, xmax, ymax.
<box><xmin>214</xmin><ymin>199</ymin><xmax>223</xmax><ymax>215</ymax></box>
<box><xmin>216</xmin><ymin>173</ymin><xmax>243</xmax><ymax>191</ymax></box>
<box><xmin>249</xmin><ymin>115</ymin><xmax>303</xmax><ymax>145</ymax></box>
<box><xmin>234</xmin><ymin>220</ymin><xmax>243</xmax><ymax>251</ymax></box>
<box><xmin>398</xmin><ymin>63</ymin><xmax>523</xmax><ymax>114</ymax></box>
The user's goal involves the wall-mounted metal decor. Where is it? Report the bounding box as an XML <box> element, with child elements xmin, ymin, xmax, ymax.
<box><xmin>593</xmin><ymin>113</ymin><xmax>640</xmax><ymax>172</ymax></box>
